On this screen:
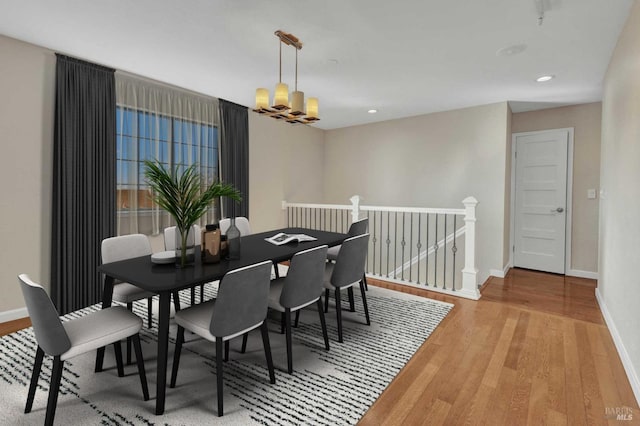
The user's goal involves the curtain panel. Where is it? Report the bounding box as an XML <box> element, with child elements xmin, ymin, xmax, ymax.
<box><xmin>51</xmin><ymin>55</ymin><xmax>116</xmax><ymax>314</ymax></box>
<box><xmin>219</xmin><ymin>99</ymin><xmax>249</xmax><ymax>218</ymax></box>
<box><xmin>115</xmin><ymin>74</ymin><xmax>220</xmax><ymax>235</ymax></box>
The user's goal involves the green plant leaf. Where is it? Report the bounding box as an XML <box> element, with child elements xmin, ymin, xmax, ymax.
<box><xmin>143</xmin><ymin>160</ymin><xmax>241</xmax><ymax>234</ymax></box>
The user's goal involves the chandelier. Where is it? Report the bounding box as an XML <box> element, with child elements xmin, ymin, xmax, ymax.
<box><xmin>253</xmin><ymin>30</ymin><xmax>319</xmax><ymax>124</ymax></box>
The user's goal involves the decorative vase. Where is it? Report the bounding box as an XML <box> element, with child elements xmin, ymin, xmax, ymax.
<box><xmin>227</xmin><ymin>218</ymin><xmax>241</xmax><ymax>260</ymax></box>
<box><xmin>175</xmin><ymin>225</ymin><xmax>196</xmax><ymax>267</ymax></box>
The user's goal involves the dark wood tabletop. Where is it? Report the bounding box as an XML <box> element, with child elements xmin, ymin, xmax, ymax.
<box><xmin>98</xmin><ymin>227</ymin><xmax>346</xmax><ymax>293</ymax></box>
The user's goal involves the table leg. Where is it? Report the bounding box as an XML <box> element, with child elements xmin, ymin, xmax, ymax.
<box><xmin>156</xmin><ymin>291</ymin><xmax>171</xmax><ymax>415</ymax></box>
<box><xmin>95</xmin><ymin>275</ymin><xmax>114</xmax><ymax>372</ymax></box>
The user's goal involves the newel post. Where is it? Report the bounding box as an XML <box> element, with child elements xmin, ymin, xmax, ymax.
<box><xmin>350</xmin><ymin>195</ymin><xmax>362</xmax><ymax>223</ymax></box>
<box><xmin>461</xmin><ymin>196</ymin><xmax>481</xmax><ymax>300</ymax></box>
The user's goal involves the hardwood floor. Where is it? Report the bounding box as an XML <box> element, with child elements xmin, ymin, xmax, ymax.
<box><xmin>0</xmin><ymin>316</ymin><xmax>30</xmax><ymax>336</ymax></box>
<box><xmin>360</xmin><ymin>269</ymin><xmax>639</xmax><ymax>425</ymax></box>
<box><xmin>2</xmin><ymin>269</ymin><xmax>637</xmax><ymax>425</ymax></box>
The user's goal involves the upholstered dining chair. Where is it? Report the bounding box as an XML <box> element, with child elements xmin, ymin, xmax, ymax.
<box><xmin>102</xmin><ymin>234</ymin><xmax>180</xmax><ymax>364</ymax></box>
<box><xmin>265</xmin><ymin>245</ymin><xmax>329</xmax><ymax>374</ymax></box>
<box><xmin>219</xmin><ymin>216</ymin><xmax>252</xmax><ymax>236</ymax></box>
<box><xmin>323</xmin><ymin>233</ymin><xmax>371</xmax><ymax>343</ymax></box>
<box><xmin>327</xmin><ymin>217</ymin><xmax>369</xmax><ymax>291</ymax></box>
<box><xmin>220</xmin><ymin>216</ymin><xmax>285</xmax><ymax>279</ymax></box>
<box><xmin>326</xmin><ymin>218</ymin><xmax>368</xmax><ymax>261</ymax></box>
<box><xmin>163</xmin><ymin>225</ymin><xmax>205</xmax><ymax>305</ymax></box>
<box><xmin>19</xmin><ymin>274</ymin><xmax>149</xmax><ymax>426</ymax></box>
<box><xmin>169</xmin><ymin>260</ymin><xmax>276</xmax><ymax>417</ymax></box>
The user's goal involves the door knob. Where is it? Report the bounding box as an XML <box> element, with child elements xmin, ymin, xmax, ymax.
<box><xmin>551</xmin><ymin>207</ymin><xmax>564</xmax><ymax>213</ymax></box>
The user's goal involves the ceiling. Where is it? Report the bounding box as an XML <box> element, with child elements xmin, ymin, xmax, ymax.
<box><xmin>0</xmin><ymin>0</ymin><xmax>633</xmax><ymax>129</ymax></box>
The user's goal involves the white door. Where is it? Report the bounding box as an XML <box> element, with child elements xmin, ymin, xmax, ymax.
<box><xmin>513</xmin><ymin>130</ymin><xmax>569</xmax><ymax>274</ymax></box>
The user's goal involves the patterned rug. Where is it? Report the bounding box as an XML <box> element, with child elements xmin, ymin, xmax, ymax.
<box><xmin>0</xmin><ymin>285</ymin><xmax>453</xmax><ymax>425</ymax></box>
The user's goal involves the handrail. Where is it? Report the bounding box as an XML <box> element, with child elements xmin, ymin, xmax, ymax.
<box><xmin>282</xmin><ymin>196</ymin><xmax>480</xmax><ymax>300</ymax></box>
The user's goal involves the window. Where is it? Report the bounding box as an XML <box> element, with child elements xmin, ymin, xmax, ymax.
<box><xmin>116</xmin><ymin>106</ymin><xmax>219</xmax><ymax>235</ymax></box>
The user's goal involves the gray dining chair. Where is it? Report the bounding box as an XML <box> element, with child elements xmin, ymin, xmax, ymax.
<box><xmin>266</xmin><ymin>245</ymin><xmax>329</xmax><ymax>374</ymax></box>
<box><xmin>170</xmin><ymin>260</ymin><xmax>276</xmax><ymax>417</ymax></box>
<box><xmin>323</xmin><ymin>233</ymin><xmax>371</xmax><ymax>343</ymax></box>
<box><xmin>19</xmin><ymin>274</ymin><xmax>149</xmax><ymax>426</ymax></box>
<box><xmin>327</xmin><ymin>217</ymin><xmax>369</xmax><ymax>292</ymax></box>
<box><xmin>326</xmin><ymin>218</ymin><xmax>368</xmax><ymax>261</ymax></box>
<box><xmin>163</xmin><ymin>225</ymin><xmax>205</xmax><ymax>305</ymax></box>
<box><xmin>102</xmin><ymin>234</ymin><xmax>181</xmax><ymax>364</ymax></box>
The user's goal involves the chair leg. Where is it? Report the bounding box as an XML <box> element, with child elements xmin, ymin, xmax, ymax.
<box><xmin>363</xmin><ymin>273</ymin><xmax>369</xmax><ymax>291</ymax></box>
<box><xmin>360</xmin><ymin>280</ymin><xmax>371</xmax><ymax>326</ymax></box>
<box><xmin>216</xmin><ymin>338</ymin><xmax>224</xmax><ymax>417</ymax></box>
<box><xmin>241</xmin><ymin>332</ymin><xmax>248</xmax><ymax>353</ymax></box>
<box><xmin>170</xmin><ymin>326</ymin><xmax>185</xmax><ymax>388</ymax></box>
<box><xmin>113</xmin><ymin>341</ymin><xmax>125</xmax><ymax>377</ymax></box>
<box><xmin>294</xmin><ymin>310</ymin><xmax>300</xmax><ymax>328</ymax></box>
<box><xmin>348</xmin><ymin>287</ymin><xmax>355</xmax><ymax>312</ymax></box>
<box><xmin>132</xmin><ymin>334</ymin><xmax>149</xmax><ymax>401</ymax></box>
<box><xmin>335</xmin><ymin>289</ymin><xmax>343</xmax><ymax>343</ymax></box>
<box><xmin>126</xmin><ymin>302</ymin><xmax>133</xmax><ymax>365</ymax></box>
<box><xmin>324</xmin><ymin>289</ymin><xmax>330</xmax><ymax>313</ymax></box>
<box><xmin>44</xmin><ymin>356</ymin><xmax>63</xmax><ymax>426</ymax></box>
<box><xmin>260</xmin><ymin>321</ymin><xmax>276</xmax><ymax>384</ymax></box>
<box><xmin>273</xmin><ymin>261</ymin><xmax>280</xmax><ymax>279</ymax></box>
<box><xmin>285</xmin><ymin>308</ymin><xmax>293</xmax><ymax>374</ymax></box>
<box><xmin>224</xmin><ymin>341</ymin><xmax>230</xmax><ymax>362</ymax></box>
<box><xmin>95</xmin><ymin>347</ymin><xmax>105</xmax><ymax>373</ymax></box>
<box><xmin>200</xmin><ymin>284</ymin><xmax>204</xmax><ymax>303</ymax></box>
<box><xmin>173</xmin><ymin>291</ymin><xmax>181</xmax><ymax>312</ymax></box>
<box><xmin>147</xmin><ymin>297</ymin><xmax>153</xmax><ymax>328</ymax></box>
<box><xmin>316</xmin><ymin>299</ymin><xmax>330</xmax><ymax>350</ymax></box>
<box><xmin>190</xmin><ymin>287</ymin><xmax>196</xmax><ymax>306</ymax></box>
<box><xmin>25</xmin><ymin>346</ymin><xmax>44</xmax><ymax>414</ymax></box>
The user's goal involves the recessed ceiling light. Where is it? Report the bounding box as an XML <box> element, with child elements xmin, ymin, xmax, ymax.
<box><xmin>327</xmin><ymin>59</ymin><xmax>339</xmax><ymax>65</ymax></box>
<box><xmin>496</xmin><ymin>44</ymin><xmax>527</xmax><ymax>57</ymax></box>
<box><xmin>536</xmin><ymin>74</ymin><xmax>555</xmax><ymax>82</ymax></box>
<box><xmin>368</xmin><ymin>109</ymin><xmax>377</xmax><ymax>114</ymax></box>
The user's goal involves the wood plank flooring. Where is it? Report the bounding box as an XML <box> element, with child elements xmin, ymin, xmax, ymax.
<box><xmin>360</xmin><ymin>269</ymin><xmax>639</xmax><ymax>425</ymax></box>
<box><xmin>2</xmin><ymin>268</ymin><xmax>637</xmax><ymax>425</ymax></box>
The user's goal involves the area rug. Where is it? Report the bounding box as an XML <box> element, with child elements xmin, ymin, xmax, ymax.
<box><xmin>0</xmin><ymin>285</ymin><xmax>453</xmax><ymax>425</ymax></box>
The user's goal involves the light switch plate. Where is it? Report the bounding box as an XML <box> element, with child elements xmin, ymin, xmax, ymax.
<box><xmin>587</xmin><ymin>189</ymin><xmax>597</xmax><ymax>199</ymax></box>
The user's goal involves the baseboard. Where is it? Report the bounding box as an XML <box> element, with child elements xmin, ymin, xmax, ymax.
<box><xmin>0</xmin><ymin>307</ymin><xmax>28</xmax><ymax>324</ymax></box>
<box><xmin>595</xmin><ymin>288</ymin><xmax>640</xmax><ymax>405</ymax></box>
<box><xmin>489</xmin><ymin>263</ymin><xmax>511</xmax><ymax>278</ymax></box>
<box><xmin>566</xmin><ymin>269</ymin><xmax>599</xmax><ymax>280</ymax></box>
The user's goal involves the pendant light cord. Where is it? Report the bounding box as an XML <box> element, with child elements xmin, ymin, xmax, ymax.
<box><xmin>279</xmin><ymin>40</ymin><xmax>282</xmax><ymax>83</ymax></box>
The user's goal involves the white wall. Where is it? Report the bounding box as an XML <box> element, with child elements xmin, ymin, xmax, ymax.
<box><xmin>0</xmin><ymin>34</ymin><xmax>325</xmax><ymax>319</ymax></box>
<box><xmin>598</xmin><ymin>0</ymin><xmax>640</xmax><ymax>403</ymax></box>
<box><xmin>248</xmin><ymin>113</ymin><xmax>325</xmax><ymax>232</ymax></box>
<box><xmin>323</xmin><ymin>102</ymin><xmax>511</xmax><ymax>285</ymax></box>
<box><xmin>512</xmin><ymin>103</ymin><xmax>602</xmax><ymax>275</ymax></box>
<box><xmin>0</xmin><ymin>35</ymin><xmax>55</xmax><ymax>314</ymax></box>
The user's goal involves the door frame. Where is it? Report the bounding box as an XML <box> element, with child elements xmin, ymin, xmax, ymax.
<box><xmin>509</xmin><ymin>127</ymin><xmax>574</xmax><ymax>275</ymax></box>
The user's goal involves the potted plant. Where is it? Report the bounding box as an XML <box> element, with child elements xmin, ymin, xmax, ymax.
<box><xmin>144</xmin><ymin>160</ymin><xmax>241</xmax><ymax>267</ymax></box>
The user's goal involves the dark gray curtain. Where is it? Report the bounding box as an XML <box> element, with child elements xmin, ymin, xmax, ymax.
<box><xmin>51</xmin><ymin>55</ymin><xmax>116</xmax><ymax>314</ymax></box>
<box><xmin>219</xmin><ymin>99</ymin><xmax>249</xmax><ymax>218</ymax></box>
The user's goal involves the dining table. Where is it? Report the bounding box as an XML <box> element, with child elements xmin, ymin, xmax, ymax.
<box><xmin>95</xmin><ymin>227</ymin><xmax>347</xmax><ymax>415</ymax></box>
